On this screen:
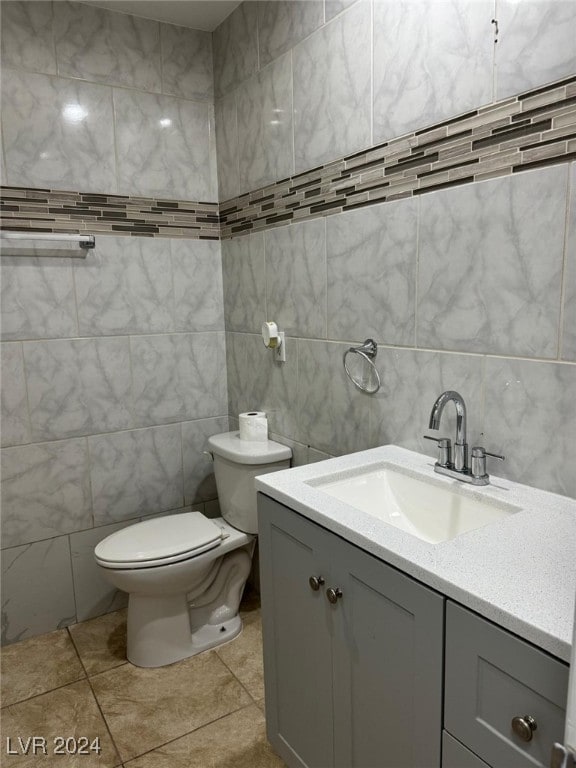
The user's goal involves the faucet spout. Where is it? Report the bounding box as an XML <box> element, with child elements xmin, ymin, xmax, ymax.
<box><xmin>428</xmin><ymin>391</ymin><xmax>468</xmax><ymax>471</ymax></box>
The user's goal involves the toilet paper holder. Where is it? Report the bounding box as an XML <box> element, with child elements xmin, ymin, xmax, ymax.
<box><xmin>262</xmin><ymin>321</ymin><xmax>286</xmax><ymax>362</ymax></box>
<box><xmin>343</xmin><ymin>339</ymin><xmax>381</xmax><ymax>394</ymax></box>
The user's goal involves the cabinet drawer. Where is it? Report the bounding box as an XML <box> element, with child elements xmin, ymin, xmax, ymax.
<box><xmin>445</xmin><ymin>602</ymin><xmax>568</xmax><ymax>768</ymax></box>
<box><xmin>442</xmin><ymin>732</ymin><xmax>489</xmax><ymax>768</ymax></box>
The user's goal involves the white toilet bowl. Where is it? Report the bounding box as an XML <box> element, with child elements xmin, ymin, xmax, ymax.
<box><xmin>96</xmin><ymin>513</ymin><xmax>254</xmax><ymax>667</ymax></box>
<box><xmin>95</xmin><ymin>432</ymin><xmax>291</xmax><ymax>668</ymax></box>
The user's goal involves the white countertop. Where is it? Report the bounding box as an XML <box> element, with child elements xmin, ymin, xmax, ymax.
<box><xmin>255</xmin><ymin>445</ymin><xmax>576</xmax><ymax>663</ymax></box>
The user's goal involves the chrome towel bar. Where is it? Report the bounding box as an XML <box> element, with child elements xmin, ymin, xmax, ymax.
<box><xmin>0</xmin><ymin>231</ymin><xmax>95</xmax><ymax>256</ymax></box>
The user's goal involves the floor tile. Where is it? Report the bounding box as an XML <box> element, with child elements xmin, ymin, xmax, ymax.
<box><xmin>216</xmin><ymin>610</ymin><xmax>265</xmax><ymax>701</ymax></box>
<box><xmin>68</xmin><ymin>609</ymin><xmax>127</xmax><ymax>676</ymax></box>
<box><xmin>1</xmin><ymin>679</ymin><xmax>120</xmax><ymax>766</ymax></box>
<box><xmin>240</xmin><ymin>583</ymin><xmax>261</xmax><ymax>617</ymax></box>
<box><xmin>124</xmin><ymin>704</ymin><xmax>285</xmax><ymax>768</ymax></box>
<box><xmin>1</xmin><ymin>629</ymin><xmax>85</xmax><ymax>707</ymax></box>
<box><xmin>90</xmin><ymin>650</ymin><xmax>252</xmax><ymax>762</ymax></box>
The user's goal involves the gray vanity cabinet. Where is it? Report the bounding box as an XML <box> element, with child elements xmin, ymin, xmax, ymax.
<box><xmin>258</xmin><ymin>493</ymin><xmax>444</xmax><ymax>768</ymax></box>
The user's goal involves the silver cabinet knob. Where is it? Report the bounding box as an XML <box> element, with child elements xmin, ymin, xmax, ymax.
<box><xmin>309</xmin><ymin>575</ymin><xmax>325</xmax><ymax>591</ymax></box>
<box><xmin>511</xmin><ymin>715</ymin><xmax>537</xmax><ymax>742</ymax></box>
<box><xmin>326</xmin><ymin>587</ymin><xmax>343</xmax><ymax>604</ymax></box>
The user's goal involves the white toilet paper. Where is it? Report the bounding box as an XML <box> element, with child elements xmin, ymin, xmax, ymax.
<box><xmin>239</xmin><ymin>412</ymin><xmax>268</xmax><ymax>442</ymax></box>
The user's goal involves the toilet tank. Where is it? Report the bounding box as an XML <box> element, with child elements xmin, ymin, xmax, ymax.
<box><xmin>207</xmin><ymin>432</ymin><xmax>291</xmax><ymax>534</ymax></box>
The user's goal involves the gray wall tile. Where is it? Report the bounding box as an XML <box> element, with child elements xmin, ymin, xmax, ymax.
<box><xmin>561</xmin><ymin>163</ymin><xmax>576</xmax><ymax>361</ymax></box>
<box><xmin>266</xmin><ymin>219</ymin><xmax>326</xmax><ymax>339</ymax></box>
<box><xmin>225</xmin><ymin>332</ymin><xmax>247</xmax><ymax>419</ymax></box>
<box><xmin>324</xmin><ymin>0</ymin><xmax>358</xmax><ymax>23</ymax></box>
<box><xmin>23</xmin><ymin>337</ymin><xmax>133</xmax><ymax>441</ymax></box>
<box><xmin>237</xmin><ymin>52</ymin><xmax>293</xmax><ymax>191</ymax></box>
<box><xmin>326</xmin><ymin>198</ymin><xmax>418</xmax><ymax>345</ymax></box>
<box><xmin>0</xmin><ymin>342</ymin><xmax>31</xmax><ymax>447</ymax></box>
<box><xmin>172</xmin><ymin>239</ymin><xmax>224</xmax><ymax>332</ymax></box>
<box><xmin>213</xmin><ymin>2</ymin><xmax>259</xmax><ymax>99</ymax></box>
<box><xmin>417</xmin><ymin>166</ymin><xmax>567</xmax><ymax>357</ymax></box>
<box><xmin>54</xmin><ymin>1</ymin><xmax>161</xmax><ymax>92</ymax></box>
<box><xmin>1</xmin><ymin>537</ymin><xmax>76</xmax><ymax>644</ymax></box>
<box><xmin>373</xmin><ymin>0</ymin><xmax>493</xmax><ymax>143</ymax></box>
<box><xmin>257</xmin><ymin>1</ymin><xmax>324</xmax><ymax>68</ymax></box>
<box><xmin>0</xmin><ymin>0</ymin><xmax>56</xmax><ymax>75</ymax></box>
<box><xmin>0</xmin><ymin>255</ymin><xmax>78</xmax><ymax>341</ymax></box>
<box><xmin>484</xmin><ymin>357</ymin><xmax>576</xmax><ymax>498</ymax></box>
<box><xmin>74</xmin><ymin>236</ymin><xmax>174</xmax><ymax>337</ymax></box>
<box><xmin>308</xmin><ymin>446</ymin><xmax>334</xmax><ymax>463</ymax></box>
<box><xmin>225</xmin><ymin>331</ymin><xmax>299</xmax><ymax>439</ymax></box>
<box><xmin>161</xmin><ymin>23</ymin><xmax>213</xmax><ymax>101</ymax></box>
<box><xmin>130</xmin><ymin>333</ymin><xmax>227</xmax><ymax>426</ymax></box>
<box><xmin>297</xmin><ymin>339</ymin><xmax>370</xmax><ymax>456</ymax></box>
<box><xmin>1</xmin><ymin>69</ymin><xmax>116</xmax><ymax>193</ymax></box>
<box><xmin>1</xmin><ymin>438</ymin><xmax>92</xmax><ymax>548</ymax></box>
<box><xmin>268</xmin><ymin>432</ymin><xmax>307</xmax><ymax>467</ymax></box>
<box><xmin>182</xmin><ymin>416</ymin><xmax>229</xmax><ymax>505</ymax></box>
<box><xmin>113</xmin><ymin>88</ymin><xmax>217</xmax><ymax>201</ymax></box>
<box><xmin>70</xmin><ymin>522</ymin><xmax>131</xmax><ymax>623</ymax></box>
<box><xmin>89</xmin><ymin>424</ymin><xmax>183</xmax><ymax>525</ymax></box>
<box><xmin>496</xmin><ymin>0</ymin><xmax>576</xmax><ymax>100</ymax></box>
<box><xmin>215</xmin><ymin>92</ymin><xmax>240</xmax><ymax>202</ymax></box>
<box><xmin>222</xmin><ymin>232</ymin><xmax>266</xmax><ymax>333</ymax></box>
<box><xmin>293</xmin><ymin>0</ymin><xmax>371</xmax><ymax>173</ymax></box>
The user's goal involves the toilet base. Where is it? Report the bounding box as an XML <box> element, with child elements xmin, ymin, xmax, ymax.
<box><xmin>126</xmin><ymin>592</ymin><xmax>243</xmax><ymax>668</ymax></box>
<box><xmin>125</xmin><ymin>546</ymin><xmax>252</xmax><ymax>668</ymax></box>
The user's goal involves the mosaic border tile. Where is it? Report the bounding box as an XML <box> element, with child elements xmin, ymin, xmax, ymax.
<box><xmin>219</xmin><ymin>75</ymin><xmax>576</xmax><ymax>238</ymax></box>
<box><xmin>0</xmin><ymin>189</ymin><xmax>220</xmax><ymax>240</ymax></box>
<box><xmin>1</xmin><ymin>75</ymin><xmax>575</xmax><ymax>242</ymax></box>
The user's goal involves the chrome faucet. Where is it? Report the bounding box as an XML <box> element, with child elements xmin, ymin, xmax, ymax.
<box><xmin>424</xmin><ymin>390</ymin><xmax>505</xmax><ymax>486</ymax></box>
<box><xmin>429</xmin><ymin>390</ymin><xmax>468</xmax><ymax>471</ymax></box>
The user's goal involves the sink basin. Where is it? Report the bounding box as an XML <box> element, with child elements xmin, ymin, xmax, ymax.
<box><xmin>307</xmin><ymin>462</ymin><xmax>520</xmax><ymax>544</ymax></box>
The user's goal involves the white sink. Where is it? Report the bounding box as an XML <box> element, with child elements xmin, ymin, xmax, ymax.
<box><xmin>307</xmin><ymin>462</ymin><xmax>520</xmax><ymax>544</ymax></box>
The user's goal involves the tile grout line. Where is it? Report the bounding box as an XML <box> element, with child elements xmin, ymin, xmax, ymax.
<box><xmin>214</xmin><ymin>647</ymin><xmax>262</xmax><ymax>706</ymax></box>
<box><xmin>117</xmin><ymin>700</ymin><xmax>257</xmax><ymax>765</ymax></box>
<box><xmin>84</xmin><ymin>672</ymin><xmax>125</xmax><ymax>765</ymax></box>
<box><xmin>556</xmin><ymin>164</ymin><xmax>573</xmax><ymax>361</ymax></box>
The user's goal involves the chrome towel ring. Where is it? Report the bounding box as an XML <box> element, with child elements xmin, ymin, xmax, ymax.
<box><xmin>343</xmin><ymin>339</ymin><xmax>381</xmax><ymax>395</ymax></box>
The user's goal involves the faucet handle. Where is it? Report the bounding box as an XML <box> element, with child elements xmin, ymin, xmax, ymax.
<box><xmin>423</xmin><ymin>435</ymin><xmax>452</xmax><ymax>467</ymax></box>
<box><xmin>471</xmin><ymin>446</ymin><xmax>505</xmax><ymax>480</ymax></box>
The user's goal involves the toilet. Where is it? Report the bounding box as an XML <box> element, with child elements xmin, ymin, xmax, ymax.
<box><xmin>94</xmin><ymin>431</ymin><xmax>291</xmax><ymax>668</ymax></box>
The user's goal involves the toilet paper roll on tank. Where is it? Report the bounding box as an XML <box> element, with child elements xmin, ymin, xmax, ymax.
<box><xmin>239</xmin><ymin>411</ymin><xmax>269</xmax><ymax>442</ymax></box>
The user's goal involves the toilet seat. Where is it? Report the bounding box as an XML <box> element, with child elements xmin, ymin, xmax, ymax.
<box><xmin>95</xmin><ymin>512</ymin><xmax>226</xmax><ymax>570</ymax></box>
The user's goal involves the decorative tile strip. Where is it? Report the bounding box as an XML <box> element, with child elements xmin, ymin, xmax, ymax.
<box><xmin>219</xmin><ymin>75</ymin><xmax>576</xmax><ymax>239</ymax></box>
<box><xmin>1</xmin><ymin>76</ymin><xmax>575</xmax><ymax>242</ymax></box>
<box><xmin>0</xmin><ymin>188</ymin><xmax>220</xmax><ymax>240</ymax></box>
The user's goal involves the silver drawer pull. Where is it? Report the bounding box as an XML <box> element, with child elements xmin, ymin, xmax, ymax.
<box><xmin>511</xmin><ymin>715</ymin><xmax>537</xmax><ymax>742</ymax></box>
<box><xmin>309</xmin><ymin>575</ymin><xmax>325</xmax><ymax>591</ymax></box>
<box><xmin>326</xmin><ymin>587</ymin><xmax>343</xmax><ymax>604</ymax></box>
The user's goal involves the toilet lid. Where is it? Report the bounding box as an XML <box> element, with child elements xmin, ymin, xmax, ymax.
<box><xmin>94</xmin><ymin>512</ymin><xmax>224</xmax><ymax>567</ymax></box>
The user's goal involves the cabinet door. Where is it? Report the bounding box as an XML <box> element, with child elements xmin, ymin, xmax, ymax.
<box><xmin>331</xmin><ymin>536</ymin><xmax>444</xmax><ymax>768</ymax></box>
<box><xmin>445</xmin><ymin>601</ymin><xmax>568</xmax><ymax>768</ymax></box>
<box><xmin>442</xmin><ymin>732</ymin><xmax>490</xmax><ymax>768</ymax></box>
<box><xmin>258</xmin><ymin>494</ymin><xmax>335</xmax><ymax>768</ymax></box>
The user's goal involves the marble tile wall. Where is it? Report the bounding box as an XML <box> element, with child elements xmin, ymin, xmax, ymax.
<box><xmin>1</xmin><ymin>236</ymin><xmax>228</xmax><ymax>643</ymax></box>
<box><xmin>0</xmin><ymin>0</ymin><xmax>217</xmax><ymax>201</ymax></box>
<box><xmin>214</xmin><ymin>0</ymin><xmax>576</xmax><ymax>201</ymax></box>
<box><xmin>0</xmin><ymin>1</ymin><xmax>228</xmax><ymax>644</ymax></box>
<box><xmin>221</xmin><ymin>163</ymin><xmax>576</xmax><ymax>501</ymax></box>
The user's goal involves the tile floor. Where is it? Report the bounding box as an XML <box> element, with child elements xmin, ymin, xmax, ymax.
<box><xmin>0</xmin><ymin>592</ymin><xmax>286</xmax><ymax>767</ymax></box>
